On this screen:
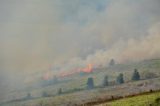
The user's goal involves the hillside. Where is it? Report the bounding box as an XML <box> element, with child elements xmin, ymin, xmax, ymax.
<box><xmin>100</xmin><ymin>91</ymin><xmax>160</xmax><ymax>106</ymax></box>
<box><xmin>1</xmin><ymin>59</ymin><xmax>160</xmax><ymax>106</ymax></box>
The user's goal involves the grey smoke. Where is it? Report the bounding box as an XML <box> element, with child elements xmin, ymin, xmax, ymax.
<box><xmin>0</xmin><ymin>0</ymin><xmax>160</xmax><ymax>101</ymax></box>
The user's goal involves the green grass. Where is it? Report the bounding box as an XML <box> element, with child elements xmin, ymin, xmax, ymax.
<box><xmin>106</xmin><ymin>92</ymin><xmax>160</xmax><ymax>106</ymax></box>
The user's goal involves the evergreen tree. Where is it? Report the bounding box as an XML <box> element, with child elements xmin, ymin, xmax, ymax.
<box><xmin>132</xmin><ymin>69</ymin><xmax>140</xmax><ymax>81</ymax></box>
<box><xmin>103</xmin><ymin>75</ymin><xmax>109</xmax><ymax>87</ymax></box>
<box><xmin>57</xmin><ymin>88</ymin><xmax>62</xmax><ymax>95</ymax></box>
<box><xmin>87</xmin><ymin>77</ymin><xmax>94</xmax><ymax>89</ymax></box>
<box><xmin>109</xmin><ymin>59</ymin><xmax>115</xmax><ymax>66</ymax></box>
<box><xmin>53</xmin><ymin>75</ymin><xmax>58</xmax><ymax>84</ymax></box>
<box><xmin>116</xmin><ymin>73</ymin><xmax>124</xmax><ymax>84</ymax></box>
<box><xmin>42</xmin><ymin>91</ymin><xmax>48</xmax><ymax>97</ymax></box>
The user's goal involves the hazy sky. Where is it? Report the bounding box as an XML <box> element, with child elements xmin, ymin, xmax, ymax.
<box><xmin>0</xmin><ymin>0</ymin><xmax>160</xmax><ymax>95</ymax></box>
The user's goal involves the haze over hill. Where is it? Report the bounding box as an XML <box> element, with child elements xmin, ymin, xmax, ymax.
<box><xmin>0</xmin><ymin>0</ymin><xmax>160</xmax><ymax>102</ymax></box>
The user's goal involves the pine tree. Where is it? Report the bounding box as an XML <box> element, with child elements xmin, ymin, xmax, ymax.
<box><xmin>109</xmin><ymin>59</ymin><xmax>115</xmax><ymax>66</ymax></box>
<box><xmin>87</xmin><ymin>77</ymin><xmax>94</xmax><ymax>89</ymax></box>
<box><xmin>53</xmin><ymin>75</ymin><xmax>58</xmax><ymax>84</ymax></box>
<box><xmin>103</xmin><ymin>75</ymin><xmax>109</xmax><ymax>87</ymax></box>
<box><xmin>42</xmin><ymin>91</ymin><xmax>48</xmax><ymax>97</ymax></box>
<box><xmin>132</xmin><ymin>69</ymin><xmax>140</xmax><ymax>81</ymax></box>
<box><xmin>57</xmin><ymin>88</ymin><xmax>62</xmax><ymax>95</ymax></box>
<box><xmin>116</xmin><ymin>73</ymin><xmax>124</xmax><ymax>84</ymax></box>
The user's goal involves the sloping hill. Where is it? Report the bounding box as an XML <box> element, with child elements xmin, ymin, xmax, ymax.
<box><xmin>1</xmin><ymin>59</ymin><xmax>160</xmax><ymax>106</ymax></box>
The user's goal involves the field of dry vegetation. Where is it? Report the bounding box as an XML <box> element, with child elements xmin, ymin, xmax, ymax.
<box><xmin>1</xmin><ymin>59</ymin><xmax>160</xmax><ymax>106</ymax></box>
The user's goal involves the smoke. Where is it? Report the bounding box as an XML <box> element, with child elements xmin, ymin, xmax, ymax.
<box><xmin>54</xmin><ymin>0</ymin><xmax>160</xmax><ymax>70</ymax></box>
<box><xmin>0</xmin><ymin>0</ymin><xmax>160</xmax><ymax>101</ymax></box>
<box><xmin>86</xmin><ymin>22</ymin><xmax>160</xmax><ymax>65</ymax></box>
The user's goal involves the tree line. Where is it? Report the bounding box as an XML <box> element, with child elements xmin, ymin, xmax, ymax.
<box><xmin>87</xmin><ymin>68</ymin><xmax>140</xmax><ymax>89</ymax></box>
<box><xmin>26</xmin><ymin>68</ymin><xmax>158</xmax><ymax>98</ymax></box>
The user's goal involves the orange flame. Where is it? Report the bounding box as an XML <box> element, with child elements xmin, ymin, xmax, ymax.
<box><xmin>82</xmin><ymin>64</ymin><xmax>93</xmax><ymax>73</ymax></box>
<box><xmin>57</xmin><ymin>64</ymin><xmax>93</xmax><ymax>78</ymax></box>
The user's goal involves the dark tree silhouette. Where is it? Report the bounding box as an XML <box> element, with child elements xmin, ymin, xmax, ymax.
<box><xmin>132</xmin><ymin>69</ymin><xmax>140</xmax><ymax>81</ymax></box>
<box><xmin>42</xmin><ymin>91</ymin><xmax>48</xmax><ymax>97</ymax></box>
<box><xmin>103</xmin><ymin>75</ymin><xmax>109</xmax><ymax>87</ymax></box>
<box><xmin>87</xmin><ymin>77</ymin><xmax>94</xmax><ymax>89</ymax></box>
<box><xmin>109</xmin><ymin>59</ymin><xmax>115</xmax><ymax>66</ymax></box>
<box><xmin>53</xmin><ymin>75</ymin><xmax>58</xmax><ymax>84</ymax></box>
<box><xmin>57</xmin><ymin>88</ymin><xmax>62</xmax><ymax>95</ymax></box>
<box><xmin>116</xmin><ymin>73</ymin><xmax>124</xmax><ymax>84</ymax></box>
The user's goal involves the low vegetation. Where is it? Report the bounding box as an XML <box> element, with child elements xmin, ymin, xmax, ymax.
<box><xmin>106</xmin><ymin>91</ymin><xmax>160</xmax><ymax>106</ymax></box>
<box><xmin>1</xmin><ymin>59</ymin><xmax>160</xmax><ymax>106</ymax></box>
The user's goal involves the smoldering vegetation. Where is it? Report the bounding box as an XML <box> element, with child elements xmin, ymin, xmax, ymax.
<box><xmin>0</xmin><ymin>0</ymin><xmax>160</xmax><ymax>106</ymax></box>
<box><xmin>1</xmin><ymin>59</ymin><xmax>160</xmax><ymax>106</ymax></box>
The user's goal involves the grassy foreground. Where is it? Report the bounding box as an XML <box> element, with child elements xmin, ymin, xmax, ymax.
<box><xmin>103</xmin><ymin>91</ymin><xmax>160</xmax><ymax>106</ymax></box>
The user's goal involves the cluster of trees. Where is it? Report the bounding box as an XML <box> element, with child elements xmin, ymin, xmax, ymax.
<box><xmin>86</xmin><ymin>69</ymin><xmax>141</xmax><ymax>89</ymax></box>
<box><xmin>27</xmin><ymin>68</ymin><xmax>158</xmax><ymax>99</ymax></box>
<box><xmin>40</xmin><ymin>68</ymin><xmax>140</xmax><ymax>96</ymax></box>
